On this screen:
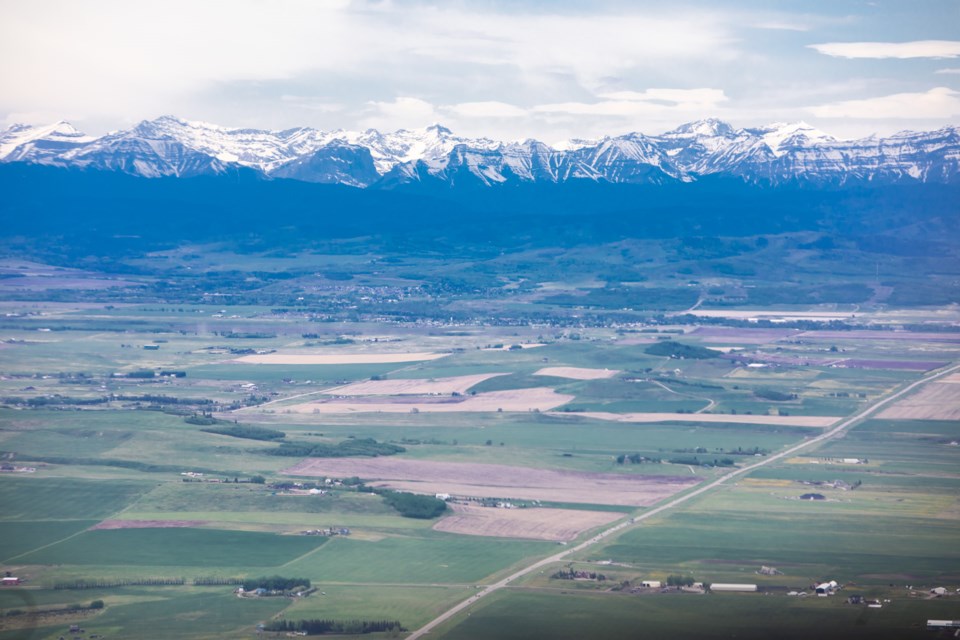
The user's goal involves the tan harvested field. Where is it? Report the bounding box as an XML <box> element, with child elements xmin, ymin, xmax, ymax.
<box><xmin>689</xmin><ymin>310</ymin><xmax>856</xmax><ymax>322</ymax></box>
<box><xmin>534</xmin><ymin>367</ymin><xmax>619</xmax><ymax>380</ymax></box>
<box><xmin>878</xmin><ymin>379</ymin><xmax>960</xmax><ymax>420</ymax></box>
<box><xmin>798</xmin><ymin>330</ymin><xmax>960</xmax><ymax>343</ymax></box>
<box><xmin>554</xmin><ymin>411</ymin><xmax>840</xmax><ymax>427</ymax></box>
<box><xmin>235</xmin><ymin>352</ymin><xmax>446</xmax><ymax>364</ymax></box>
<box><xmin>288</xmin><ymin>387</ymin><xmax>574</xmax><ymax>414</ymax></box>
<box><xmin>91</xmin><ymin>519</ymin><xmax>206</xmax><ymax>530</ymax></box>
<box><xmin>323</xmin><ymin>373</ymin><xmax>506</xmax><ymax>396</ymax></box>
<box><xmin>283</xmin><ymin>457</ymin><xmax>698</xmax><ymax>506</ymax></box>
<box><xmin>432</xmin><ymin>503</ymin><xmax>620</xmax><ymax>541</ymax></box>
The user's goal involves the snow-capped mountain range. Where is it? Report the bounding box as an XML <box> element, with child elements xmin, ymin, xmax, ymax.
<box><xmin>1</xmin><ymin>115</ymin><xmax>958</xmax><ymax>187</ymax></box>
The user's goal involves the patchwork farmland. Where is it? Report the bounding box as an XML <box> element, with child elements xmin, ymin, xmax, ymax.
<box><xmin>0</xmin><ymin>290</ymin><xmax>958</xmax><ymax>639</ymax></box>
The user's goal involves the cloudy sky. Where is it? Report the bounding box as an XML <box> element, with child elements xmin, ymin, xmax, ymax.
<box><xmin>2</xmin><ymin>0</ymin><xmax>959</xmax><ymax>141</ymax></box>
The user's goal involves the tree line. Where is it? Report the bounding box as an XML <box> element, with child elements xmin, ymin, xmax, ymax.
<box><xmin>264</xmin><ymin>619</ymin><xmax>405</xmax><ymax>634</ymax></box>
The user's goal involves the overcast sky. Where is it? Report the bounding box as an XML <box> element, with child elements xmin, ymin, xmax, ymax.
<box><xmin>2</xmin><ymin>0</ymin><xmax>959</xmax><ymax>141</ymax></box>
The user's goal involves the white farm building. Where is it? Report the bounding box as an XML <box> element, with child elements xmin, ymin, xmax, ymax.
<box><xmin>710</xmin><ymin>583</ymin><xmax>758</xmax><ymax>592</ymax></box>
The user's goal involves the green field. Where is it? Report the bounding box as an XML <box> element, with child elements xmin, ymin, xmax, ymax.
<box><xmin>292</xmin><ymin>532</ymin><xmax>552</xmax><ymax>584</ymax></box>
<box><xmin>1</xmin><ymin>294</ymin><xmax>958</xmax><ymax>638</ymax></box>
<box><xmin>433</xmin><ymin>589</ymin><xmax>960</xmax><ymax>640</ymax></box>
<box><xmin>15</xmin><ymin>528</ymin><xmax>328</xmax><ymax>568</ymax></box>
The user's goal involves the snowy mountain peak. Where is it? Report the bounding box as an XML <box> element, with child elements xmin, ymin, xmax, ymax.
<box><xmin>424</xmin><ymin>123</ymin><xmax>453</xmax><ymax>136</ymax></box>
<box><xmin>664</xmin><ymin>118</ymin><xmax>736</xmax><ymax>138</ymax></box>
<box><xmin>0</xmin><ymin>120</ymin><xmax>93</xmax><ymax>161</ymax></box>
<box><xmin>3</xmin><ymin>116</ymin><xmax>959</xmax><ymax>187</ymax></box>
<box><xmin>757</xmin><ymin>121</ymin><xmax>835</xmax><ymax>157</ymax></box>
<box><xmin>552</xmin><ymin>137</ymin><xmax>600</xmax><ymax>152</ymax></box>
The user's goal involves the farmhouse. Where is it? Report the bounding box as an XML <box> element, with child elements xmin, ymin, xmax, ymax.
<box><xmin>815</xmin><ymin>580</ymin><xmax>839</xmax><ymax>596</ymax></box>
<box><xmin>710</xmin><ymin>584</ymin><xmax>758</xmax><ymax>592</ymax></box>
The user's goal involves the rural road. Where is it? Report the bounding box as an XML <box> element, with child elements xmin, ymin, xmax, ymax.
<box><xmin>647</xmin><ymin>378</ymin><xmax>716</xmax><ymax>414</ymax></box>
<box><xmin>405</xmin><ymin>362</ymin><xmax>960</xmax><ymax>639</ymax></box>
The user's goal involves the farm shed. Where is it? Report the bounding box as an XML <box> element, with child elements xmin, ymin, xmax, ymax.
<box><xmin>931</xmin><ymin>587</ymin><xmax>948</xmax><ymax>596</ymax></box>
<box><xmin>641</xmin><ymin>581</ymin><xmax>662</xmax><ymax>588</ymax></box>
<box><xmin>816</xmin><ymin>580</ymin><xmax>839</xmax><ymax>596</ymax></box>
<box><xmin>928</xmin><ymin>620</ymin><xmax>960</xmax><ymax>630</ymax></box>
<box><xmin>1</xmin><ymin>577</ymin><xmax>20</xmax><ymax>586</ymax></box>
<box><xmin>711</xmin><ymin>583</ymin><xmax>758</xmax><ymax>592</ymax></box>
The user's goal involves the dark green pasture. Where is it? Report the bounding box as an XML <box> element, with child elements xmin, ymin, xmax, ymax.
<box><xmin>14</xmin><ymin>528</ymin><xmax>327</xmax><ymax>567</ymax></box>
<box><xmin>435</xmin><ymin>589</ymin><xmax>960</xmax><ymax>640</ymax></box>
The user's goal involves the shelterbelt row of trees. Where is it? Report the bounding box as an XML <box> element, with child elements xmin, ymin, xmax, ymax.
<box><xmin>263</xmin><ymin>619</ymin><xmax>405</xmax><ymax>634</ymax></box>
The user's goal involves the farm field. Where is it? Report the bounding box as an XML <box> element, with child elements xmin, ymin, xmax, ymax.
<box><xmin>431</xmin><ymin>589</ymin><xmax>960</xmax><ymax>640</ymax></box>
<box><xmin>432</xmin><ymin>503</ymin><xmax>621</xmax><ymax>541</ymax></box>
<box><xmin>283</xmin><ymin>457</ymin><xmax>699</xmax><ymax>506</ymax></box>
<box><xmin>287</xmin><ymin>386</ymin><xmax>574</xmax><ymax>414</ymax></box>
<box><xmin>0</xmin><ymin>292</ymin><xmax>957</xmax><ymax>638</ymax></box>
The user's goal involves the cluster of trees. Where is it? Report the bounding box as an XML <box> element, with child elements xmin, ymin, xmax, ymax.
<box><xmin>551</xmin><ymin>568</ymin><xmax>607</xmax><ymax>581</ymax></box>
<box><xmin>616</xmin><ymin>453</ymin><xmax>662</xmax><ymax>465</ymax></box>
<box><xmin>644</xmin><ymin>341</ymin><xmax>720</xmax><ymax>360</ymax></box>
<box><xmin>264</xmin><ymin>619</ymin><xmax>405</xmax><ymax>635</ymax></box>
<box><xmin>268</xmin><ymin>438</ymin><xmax>405</xmax><ymax>458</ymax></box>
<box><xmin>54</xmin><ymin>577</ymin><xmax>184</xmax><ymax>590</ymax></box>
<box><xmin>4</xmin><ymin>600</ymin><xmax>103</xmax><ymax>618</ymax></box>
<box><xmin>193</xmin><ymin>576</ymin><xmax>243</xmax><ymax>586</ymax></box>
<box><xmin>668</xmin><ymin>456</ymin><xmax>736</xmax><ymax>467</ymax></box>
<box><xmin>200</xmin><ymin>424</ymin><xmax>286</xmax><ymax>441</ymax></box>
<box><xmin>371</xmin><ymin>490</ymin><xmax>448</xmax><ymax>519</ymax></box>
<box><xmin>2</xmin><ymin>392</ymin><xmax>209</xmax><ymax>408</ymax></box>
<box><xmin>242</xmin><ymin>576</ymin><xmax>311</xmax><ymax>591</ymax></box>
<box><xmin>666</xmin><ymin>575</ymin><xmax>698</xmax><ymax>587</ymax></box>
<box><xmin>754</xmin><ymin>388</ymin><xmax>797</xmax><ymax>402</ymax></box>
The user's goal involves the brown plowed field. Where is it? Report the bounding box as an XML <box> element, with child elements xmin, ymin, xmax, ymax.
<box><xmin>289</xmin><ymin>387</ymin><xmax>574</xmax><ymax>414</ymax></box>
<box><xmin>878</xmin><ymin>379</ymin><xmax>960</xmax><ymax>420</ymax></box>
<box><xmin>323</xmin><ymin>373</ymin><xmax>506</xmax><ymax>396</ymax></box>
<box><xmin>432</xmin><ymin>503</ymin><xmax>620</xmax><ymax>541</ymax></box>
<box><xmin>283</xmin><ymin>457</ymin><xmax>697</xmax><ymax>507</ymax></box>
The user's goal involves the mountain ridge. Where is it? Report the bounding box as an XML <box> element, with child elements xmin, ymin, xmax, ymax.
<box><xmin>1</xmin><ymin>115</ymin><xmax>958</xmax><ymax>188</ymax></box>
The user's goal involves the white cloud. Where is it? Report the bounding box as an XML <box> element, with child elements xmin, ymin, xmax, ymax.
<box><xmin>534</xmin><ymin>88</ymin><xmax>728</xmax><ymax>117</ymax></box>
<box><xmin>360</xmin><ymin>96</ymin><xmax>439</xmax><ymax>129</ymax></box>
<box><xmin>750</xmin><ymin>21</ymin><xmax>809</xmax><ymax>32</ymax></box>
<box><xmin>808</xmin><ymin>87</ymin><xmax>960</xmax><ymax>119</ymax></box>
<box><xmin>935</xmin><ymin>68</ymin><xmax>960</xmax><ymax>74</ymax></box>
<box><xmin>444</xmin><ymin>102</ymin><xmax>528</xmax><ymax>118</ymax></box>
<box><xmin>2</xmin><ymin>1</ymin><xmax>958</xmax><ymax>141</ymax></box>
<box><xmin>809</xmin><ymin>40</ymin><xmax>960</xmax><ymax>59</ymax></box>
<box><xmin>0</xmin><ymin>0</ymin><xmax>739</xmax><ymax>130</ymax></box>
<box><xmin>280</xmin><ymin>96</ymin><xmax>344</xmax><ymax>113</ymax></box>
<box><xmin>599</xmin><ymin>88</ymin><xmax>728</xmax><ymax>106</ymax></box>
